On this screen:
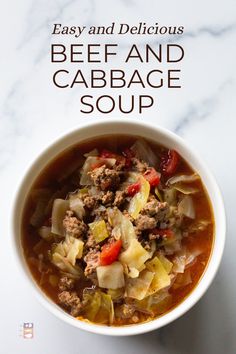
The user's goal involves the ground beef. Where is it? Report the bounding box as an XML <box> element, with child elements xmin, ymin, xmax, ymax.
<box><xmin>168</xmin><ymin>206</ymin><xmax>183</xmax><ymax>228</ymax></box>
<box><xmin>85</xmin><ymin>230</ymin><xmax>96</xmax><ymax>248</ymax></box>
<box><xmin>115</xmin><ymin>159</ymin><xmax>126</xmax><ymax>171</ymax></box>
<box><xmin>141</xmin><ymin>239</ymin><xmax>152</xmax><ymax>250</ymax></box>
<box><xmin>101</xmin><ymin>191</ymin><xmax>114</xmax><ymax>205</ymax></box>
<box><xmin>131</xmin><ymin>314</ymin><xmax>139</xmax><ymax>323</ymax></box>
<box><xmin>131</xmin><ymin>158</ymin><xmax>148</xmax><ymax>173</ymax></box>
<box><xmin>115</xmin><ymin>304</ymin><xmax>135</xmax><ymax>319</ymax></box>
<box><xmin>122</xmin><ymin>209</ymin><xmax>134</xmax><ymax>222</ymax></box>
<box><xmin>148</xmin><ymin>232</ymin><xmax>161</xmax><ymax>240</ymax></box>
<box><xmin>58</xmin><ymin>291</ymin><xmax>82</xmax><ymax>316</ymax></box>
<box><xmin>83</xmin><ymin>195</ymin><xmax>97</xmax><ymax>209</ymax></box>
<box><xmin>89</xmin><ymin>165</ymin><xmax>120</xmax><ymax>190</ymax></box>
<box><xmin>63</xmin><ymin>210</ymin><xmax>87</xmax><ymax>237</ymax></box>
<box><xmin>141</xmin><ymin>200</ymin><xmax>170</xmax><ymax>221</ymax></box>
<box><xmin>58</xmin><ymin>276</ymin><xmax>75</xmax><ymax>291</ymax></box>
<box><xmin>113</xmin><ymin>190</ymin><xmax>126</xmax><ymax>207</ymax></box>
<box><xmin>84</xmin><ymin>249</ymin><xmax>101</xmax><ymax>276</ymax></box>
<box><xmin>135</xmin><ymin>214</ymin><xmax>157</xmax><ymax>231</ymax></box>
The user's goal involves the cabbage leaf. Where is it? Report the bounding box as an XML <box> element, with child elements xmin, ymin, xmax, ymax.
<box><xmin>83</xmin><ymin>291</ymin><xmax>114</xmax><ymax>324</ymax></box>
<box><xmin>51</xmin><ymin>199</ymin><xmax>69</xmax><ymax>236</ymax></box>
<box><xmin>119</xmin><ymin>239</ymin><xmax>150</xmax><ymax>273</ymax></box>
<box><xmin>146</xmin><ymin>256</ymin><xmax>171</xmax><ymax>295</ymax></box>
<box><xmin>97</xmin><ymin>262</ymin><xmax>125</xmax><ymax>289</ymax></box>
<box><xmin>107</xmin><ymin>208</ymin><xmax>136</xmax><ymax>249</ymax></box>
<box><xmin>178</xmin><ymin>195</ymin><xmax>195</xmax><ymax>219</ymax></box>
<box><xmin>52</xmin><ymin>235</ymin><xmax>84</xmax><ymax>275</ymax></box>
<box><xmin>68</xmin><ymin>192</ymin><xmax>85</xmax><ymax>220</ymax></box>
<box><xmin>130</xmin><ymin>139</ymin><xmax>159</xmax><ymax>167</ymax></box>
<box><xmin>126</xmin><ymin>269</ymin><xmax>154</xmax><ymax>300</ymax></box>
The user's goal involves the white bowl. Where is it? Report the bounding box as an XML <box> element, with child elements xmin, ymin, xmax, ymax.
<box><xmin>12</xmin><ymin>119</ymin><xmax>226</xmax><ymax>336</ymax></box>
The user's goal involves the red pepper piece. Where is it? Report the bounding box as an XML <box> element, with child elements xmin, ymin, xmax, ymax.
<box><xmin>100</xmin><ymin>239</ymin><xmax>122</xmax><ymax>266</ymax></box>
<box><xmin>143</xmin><ymin>168</ymin><xmax>161</xmax><ymax>187</ymax></box>
<box><xmin>126</xmin><ymin>182</ymin><xmax>141</xmax><ymax>196</ymax></box>
<box><xmin>160</xmin><ymin>150</ymin><xmax>179</xmax><ymax>176</ymax></box>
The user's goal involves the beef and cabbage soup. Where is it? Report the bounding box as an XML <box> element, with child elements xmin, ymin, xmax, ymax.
<box><xmin>22</xmin><ymin>136</ymin><xmax>214</xmax><ymax>326</ymax></box>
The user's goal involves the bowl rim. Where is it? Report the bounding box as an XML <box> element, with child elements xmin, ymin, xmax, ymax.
<box><xmin>11</xmin><ymin>118</ymin><xmax>226</xmax><ymax>336</ymax></box>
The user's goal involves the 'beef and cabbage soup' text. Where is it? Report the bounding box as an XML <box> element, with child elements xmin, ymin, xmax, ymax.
<box><xmin>22</xmin><ymin>136</ymin><xmax>214</xmax><ymax>326</ymax></box>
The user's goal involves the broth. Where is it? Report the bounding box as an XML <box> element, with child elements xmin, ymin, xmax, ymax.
<box><xmin>22</xmin><ymin>135</ymin><xmax>214</xmax><ymax>326</ymax></box>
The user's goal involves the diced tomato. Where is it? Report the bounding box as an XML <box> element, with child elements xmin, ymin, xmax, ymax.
<box><xmin>160</xmin><ymin>150</ymin><xmax>179</xmax><ymax>176</ymax></box>
<box><xmin>126</xmin><ymin>182</ymin><xmax>141</xmax><ymax>196</ymax></box>
<box><xmin>100</xmin><ymin>239</ymin><xmax>122</xmax><ymax>266</ymax></box>
<box><xmin>143</xmin><ymin>168</ymin><xmax>161</xmax><ymax>187</ymax></box>
<box><xmin>150</xmin><ymin>229</ymin><xmax>174</xmax><ymax>238</ymax></box>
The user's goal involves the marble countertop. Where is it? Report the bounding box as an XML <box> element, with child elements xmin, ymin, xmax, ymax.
<box><xmin>1</xmin><ymin>0</ymin><xmax>236</xmax><ymax>353</ymax></box>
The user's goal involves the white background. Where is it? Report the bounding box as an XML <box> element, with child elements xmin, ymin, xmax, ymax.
<box><xmin>1</xmin><ymin>0</ymin><xmax>236</xmax><ymax>353</ymax></box>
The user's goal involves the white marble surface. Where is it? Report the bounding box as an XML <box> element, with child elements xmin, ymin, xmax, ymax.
<box><xmin>1</xmin><ymin>0</ymin><xmax>236</xmax><ymax>353</ymax></box>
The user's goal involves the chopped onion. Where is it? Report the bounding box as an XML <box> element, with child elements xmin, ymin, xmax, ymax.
<box><xmin>178</xmin><ymin>195</ymin><xmax>195</xmax><ymax>219</ymax></box>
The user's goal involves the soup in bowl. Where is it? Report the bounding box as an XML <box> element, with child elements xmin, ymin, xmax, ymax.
<box><xmin>12</xmin><ymin>120</ymin><xmax>225</xmax><ymax>336</ymax></box>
